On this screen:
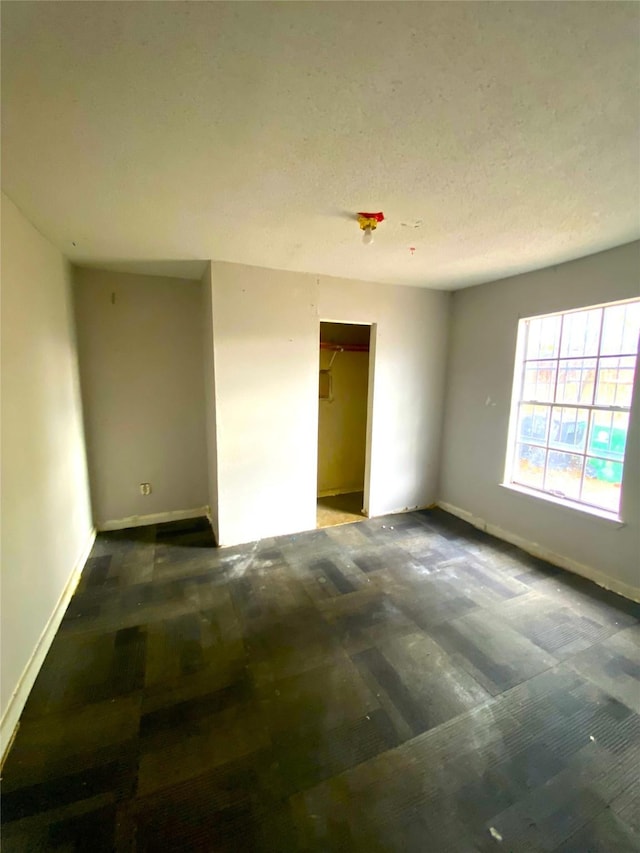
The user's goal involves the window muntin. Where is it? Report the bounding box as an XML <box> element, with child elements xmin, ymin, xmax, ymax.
<box><xmin>506</xmin><ymin>300</ymin><xmax>639</xmax><ymax>515</ymax></box>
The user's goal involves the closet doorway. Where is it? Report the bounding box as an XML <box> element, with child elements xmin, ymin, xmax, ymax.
<box><xmin>316</xmin><ymin>321</ymin><xmax>373</xmax><ymax>528</ymax></box>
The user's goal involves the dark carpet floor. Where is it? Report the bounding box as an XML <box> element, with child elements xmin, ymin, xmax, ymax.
<box><xmin>2</xmin><ymin>509</ymin><xmax>639</xmax><ymax>852</ymax></box>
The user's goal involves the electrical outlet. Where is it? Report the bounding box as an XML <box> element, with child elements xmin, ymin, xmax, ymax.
<box><xmin>140</xmin><ymin>483</ymin><xmax>151</xmax><ymax>496</ymax></box>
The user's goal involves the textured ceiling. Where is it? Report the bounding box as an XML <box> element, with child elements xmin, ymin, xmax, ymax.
<box><xmin>2</xmin><ymin>2</ymin><xmax>639</xmax><ymax>289</ymax></box>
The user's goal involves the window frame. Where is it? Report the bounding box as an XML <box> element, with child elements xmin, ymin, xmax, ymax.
<box><xmin>503</xmin><ymin>298</ymin><xmax>639</xmax><ymax>521</ymax></box>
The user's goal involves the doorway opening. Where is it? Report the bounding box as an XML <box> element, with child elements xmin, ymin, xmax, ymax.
<box><xmin>316</xmin><ymin>321</ymin><xmax>372</xmax><ymax>528</ymax></box>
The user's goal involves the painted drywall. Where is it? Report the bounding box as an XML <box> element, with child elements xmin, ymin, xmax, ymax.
<box><xmin>209</xmin><ymin>262</ymin><xmax>450</xmax><ymax>546</ymax></box>
<box><xmin>210</xmin><ymin>264</ymin><xmax>320</xmax><ymax>544</ymax></box>
<box><xmin>201</xmin><ymin>263</ymin><xmax>219</xmax><ymax>543</ymax></box>
<box><xmin>73</xmin><ymin>267</ymin><xmax>209</xmax><ymax>527</ymax></box>
<box><xmin>1</xmin><ymin>193</ymin><xmax>93</xmax><ymax>748</ymax></box>
<box><xmin>319</xmin><ymin>275</ymin><xmax>450</xmax><ymax>520</ymax></box>
<box><xmin>317</xmin><ymin>348</ymin><xmax>369</xmax><ymax>496</ymax></box>
<box><xmin>439</xmin><ymin>241</ymin><xmax>640</xmax><ymax>595</ymax></box>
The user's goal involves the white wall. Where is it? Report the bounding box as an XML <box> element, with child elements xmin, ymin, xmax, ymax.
<box><xmin>211</xmin><ymin>264</ymin><xmax>320</xmax><ymax>544</ymax></box>
<box><xmin>1</xmin><ymin>193</ymin><xmax>93</xmax><ymax>752</ymax></box>
<box><xmin>439</xmin><ymin>241</ymin><xmax>640</xmax><ymax>598</ymax></box>
<box><xmin>201</xmin><ymin>263</ymin><xmax>219</xmax><ymax>542</ymax></box>
<box><xmin>209</xmin><ymin>262</ymin><xmax>450</xmax><ymax>546</ymax></box>
<box><xmin>319</xmin><ymin>275</ymin><xmax>449</xmax><ymax>520</ymax></box>
<box><xmin>73</xmin><ymin>267</ymin><xmax>209</xmax><ymax>527</ymax></box>
<box><xmin>317</xmin><ymin>349</ymin><xmax>369</xmax><ymax>496</ymax></box>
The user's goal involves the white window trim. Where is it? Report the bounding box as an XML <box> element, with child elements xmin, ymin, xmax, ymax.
<box><xmin>499</xmin><ymin>482</ymin><xmax>625</xmax><ymax>526</ymax></box>
<box><xmin>503</xmin><ymin>298</ymin><xmax>638</xmax><ymax>521</ymax></box>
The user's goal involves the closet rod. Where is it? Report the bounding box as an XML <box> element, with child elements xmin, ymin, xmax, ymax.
<box><xmin>319</xmin><ymin>342</ymin><xmax>369</xmax><ymax>352</ymax></box>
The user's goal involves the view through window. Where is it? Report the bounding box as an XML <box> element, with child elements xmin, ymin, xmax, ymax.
<box><xmin>506</xmin><ymin>299</ymin><xmax>640</xmax><ymax>515</ymax></box>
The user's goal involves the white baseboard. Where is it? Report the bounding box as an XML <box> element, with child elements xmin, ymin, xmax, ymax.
<box><xmin>96</xmin><ymin>506</ymin><xmax>208</xmax><ymax>532</ymax></box>
<box><xmin>204</xmin><ymin>506</ymin><xmax>219</xmax><ymax>545</ymax></box>
<box><xmin>368</xmin><ymin>501</ymin><xmax>437</xmax><ymax>518</ymax></box>
<box><xmin>1</xmin><ymin>526</ymin><xmax>97</xmax><ymax>764</ymax></box>
<box><xmin>389</xmin><ymin>502</ymin><xmax>438</xmax><ymax>515</ymax></box>
<box><xmin>317</xmin><ymin>488</ymin><xmax>364</xmax><ymax>498</ymax></box>
<box><xmin>436</xmin><ymin>501</ymin><xmax>640</xmax><ymax>603</ymax></box>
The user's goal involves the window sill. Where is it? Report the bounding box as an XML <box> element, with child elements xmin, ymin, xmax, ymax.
<box><xmin>499</xmin><ymin>482</ymin><xmax>625</xmax><ymax>527</ymax></box>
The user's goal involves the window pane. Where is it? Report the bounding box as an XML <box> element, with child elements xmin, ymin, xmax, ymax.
<box><xmin>544</xmin><ymin>451</ymin><xmax>583</xmax><ymax>501</ymax></box>
<box><xmin>560</xmin><ymin>308</ymin><xmax>601</xmax><ymax>358</ymax></box>
<box><xmin>601</xmin><ymin>302</ymin><xmax>640</xmax><ymax>356</ymax></box>
<box><xmin>518</xmin><ymin>404</ymin><xmax>551</xmax><ymax>445</ymax></box>
<box><xmin>526</xmin><ymin>315</ymin><xmax>561</xmax><ymax>360</ymax></box>
<box><xmin>588</xmin><ymin>411</ymin><xmax>629</xmax><ymax>459</ymax></box>
<box><xmin>549</xmin><ymin>407</ymin><xmax>589</xmax><ymax>452</ymax></box>
<box><xmin>595</xmin><ymin>356</ymin><xmax>637</xmax><ymax>407</ymax></box>
<box><xmin>582</xmin><ymin>458</ymin><xmax>623</xmax><ymax>512</ymax></box>
<box><xmin>522</xmin><ymin>361</ymin><xmax>557</xmax><ymax>402</ymax></box>
<box><xmin>556</xmin><ymin>358</ymin><xmax>596</xmax><ymax>404</ymax></box>
<box><xmin>514</xmin><ymin>444</ymin><xmax>546</xmax><ymax>488</ymax></box>
<box><xmin>509</xmin><ymin>300</ymin><xmax>638</xmax><ymax>516</ymax></box>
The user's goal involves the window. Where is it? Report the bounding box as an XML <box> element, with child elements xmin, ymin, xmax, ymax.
<box><xmin>505</xmin><ymin>299</ymin><xmax>639</xmax><ymax>516</ymax></box>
